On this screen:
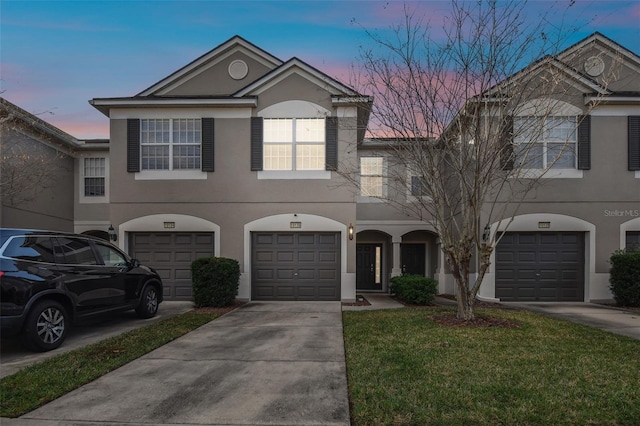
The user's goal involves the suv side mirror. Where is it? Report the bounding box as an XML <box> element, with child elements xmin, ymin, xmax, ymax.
<box><xmin>130</xmin><ymin>259</ymin><xmax>141</xmax><ymax>268</ymax></box>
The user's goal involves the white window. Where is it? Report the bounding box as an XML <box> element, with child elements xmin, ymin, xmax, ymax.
<box><xmin>141</xmin><ymin>119</ymin><xmax>201</xmax><ymax>170</ymax></box>
<box><xmin>514</xmin><ymin>116</ymin><xmax>577</xmax><ymax>169</ymax></box>
<box><xmin>80</xmin><ymin>156</ymin><xmax>109</xmax><ymax>203</ymax></box>
<box><xmin>360</xmin><ymin>157</ymin><xmax>384</xmax><ymax>197</ymax></box>
<box><xmin>83</xmin><ymin>158</ymin><xmax>105</xmax><ymax>197</ymax></box>
<box><xmin>263</xmin><ymin>118</ymin><xmax>325</xmax><ymax>171</ymax></box>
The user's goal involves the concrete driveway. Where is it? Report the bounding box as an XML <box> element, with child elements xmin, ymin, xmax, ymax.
<box><xmin>6</xmin><ymin>301</ymin><xmax>349</xmax><ymax>426</ymax></box>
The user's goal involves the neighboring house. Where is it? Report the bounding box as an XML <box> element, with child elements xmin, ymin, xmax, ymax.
<box><xmin>356</xmin><ymin>32</ymin><xmax>640</xmax><ymax>302</ymax></box>
<box><xmin>89</xmin><ymin>36</ymin><xmax>372</xmax><ymax>302</ymax></box>
<box><xmin>480</xmin><ymin>32</ymin><xmax>640</xmax><ymax>302</ymax></box>
<box><xmin>0</xmin><ymin>97</ymin><xmax>77</xmax><ymax>231</ymax></box>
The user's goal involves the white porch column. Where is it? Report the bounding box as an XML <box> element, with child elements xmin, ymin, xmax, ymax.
<box><xmin>391</xmin><ymin>237</ymin><xmax>402</xmax><ymax>277</ymax></box>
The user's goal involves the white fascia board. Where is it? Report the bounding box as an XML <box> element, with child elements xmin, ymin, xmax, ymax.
<box><xmin>138</xmin><ymin>37</ymin><xmax>282</xmax><ymax>96</ymax></box>
<box><xmin>92</xmin><ymin>98</ymin><xmax>257</xmax><ymax>118</ymax></box>
<box><xmin>331</xmin><ymin>96</ymin><xmax>374</xmax><ymax>105</ymax></box>
<box><xmin>585</xmin><ymin>96</ymin><xmax>640</xmax><ymax>105</ymax></box>
<box><xmin>110</xmin><ymin>107</ymin><xmax>253</xmax><ymax>120</ymax></box>
<box><xmin>234</xmin><ymin>59</ymin><xmax>359</xmax><ymax>97</ymax></box>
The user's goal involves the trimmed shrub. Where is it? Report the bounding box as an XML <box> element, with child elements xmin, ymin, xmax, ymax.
<box><xmin>390</xmin><ymin>274</ymin><xmax>438</xmax><ymax>305</ymax></box>
<box><xmin>609</xmin><ymin>249</ymin><xmax>640</xmax><ymax>307</ymax></box>
<box><xmin>191</xmin><ymin>257</ymin><xmax>240</xmax><ymax>307</ymax></box>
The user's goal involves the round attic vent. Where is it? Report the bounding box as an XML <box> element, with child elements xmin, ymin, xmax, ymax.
<box><xmin>228</xmin><ymin>60</ymin><xmax>248</xmax><ymax>80</ymax></box>
<box><xmin>584</xmin><ymin>56</ymin><xmax>605</xmax><ymax>77</ymax></box>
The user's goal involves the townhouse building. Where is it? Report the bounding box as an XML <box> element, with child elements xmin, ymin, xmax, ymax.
<box><xmin>2</xmin><ymin>33</ymin><xmax>638</xmax><ymax>303</ymax></box>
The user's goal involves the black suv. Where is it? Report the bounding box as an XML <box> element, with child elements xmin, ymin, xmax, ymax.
<box><xmin>0</xmin><ymin>229</ymin><xmax>163</xmax><ymax>351</ymax></box>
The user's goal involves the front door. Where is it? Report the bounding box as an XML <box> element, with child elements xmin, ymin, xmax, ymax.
<box><xmin>356</xmin><ymin>244</ymin><xmax>383</xmax><ymax>290</ymax></box>
<box><xmin>401</xmin><ymin>244</ymin><xmax>426</xmax><ymax>276</ymax></box>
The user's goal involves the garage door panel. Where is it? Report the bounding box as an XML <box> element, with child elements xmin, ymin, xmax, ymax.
<box><xmin>277</xmin><ymin>251</ymin><xmax>295</xmax><ymax>262</ymax></box>
<box><xmin>175</xmin><ymin>269</ymin><xmax>191</xmax><ymax>280</ymax></box>
<box><xmin>256</xmin><ymin>234</ymin><xmax>274</xmax><ymax>245</ymax></box>
<box><xmin>496</xmin><ymin>252</ymin><xmax>515</xmax><ymax>262</ymax></box>
<box><xmin>517</xmin><ymin>251</ymin><xmax>536</xmax><ymax>263</ymax></box>
<box><xmin>319</xmin><ymin>269</ymin><xmax>338</xmax><ymax>280</ymax></box>
<box><xmin>277</xmin><ymin>234</ymin><xmax>294</xmax><ymax>245</ymax></box>
<box><xmin>174</xmin><ymin>252</ymin><xmax>193</xmax><ymax>262</ymax></box>
<box><xmin>276</xmin><ymin>287</ymin><xmax>295</xmax><ymax>297</ymax></box>
<box><xmin>277</xmin><ymin>269</ymin><xmax>295</xmax><ymax>279</ymax></box>
<box><xmin>256</xmin><ymin>269</ymin><xmax>274</xmax><ymax>279</ymax></box>
<box><xmin>518</xmin><ymin>234</ymin><xmax>537</xmax><ymax>245</ymax></box>
<box><xmin>255</xmin><ymin>251</ymin><xmax>274</xmax><ymax>262</ymax></box>
<box><xmin>297</xmin><ymin>269</ymin><xmax>316</xmax><ymax>279</ymax></box>
<box><xmin>130</xmin><ymin>232</ymin><xmax>215</xmax><ymax>301</ymax></box>
<box><xmin>539</xmin><ymin>251</ymin><xmax>559</xmax><ymax>263</ymax></box>
<box><xmin>298</xmin><ymin>234</ymin><xmax>316</xmax><ymax>245</ymax></box>
<box><xmin>496</xmin><ymin>232</ymin><xmax>584</xmax><ymax>302</ymax></box>
<box><xmin>298</xmin><ymin>251</ymin><xmax>316</xmax><ymax>262</ymax></box>
<box><xmin>252</xmin><ymin>232</ymin><xmax>340</xmax><ymax>301</ymax></box>
<box><xmin>153</xmin><ymin>251</ymin><xmax>172</xmax><ymax>262</ymax></box>
<box><xmin>319</xmin><ymin>251</ymin><xmax>338</xmax><ymax>262</ymax></box>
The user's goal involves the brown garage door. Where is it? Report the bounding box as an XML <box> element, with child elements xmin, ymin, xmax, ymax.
<box><xmin>252</xmin><ymin>232</ymin><xmax>340</xmax><ymax>301</ymax></box>
<box><xmin>130</xmin><ymin>233</ymin><xmax>214</xmax><ymax>300</ymax></box>
<box><xmin>496</xmin><ymin>232</ymin><xmax>584</xmax><ymax>301</ymax></box>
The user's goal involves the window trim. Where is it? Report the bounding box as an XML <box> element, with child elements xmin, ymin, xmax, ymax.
<box><xmin>80</xmin><ymin>156</ymin><xmax>109</xmax><ymax>204</ymax></box>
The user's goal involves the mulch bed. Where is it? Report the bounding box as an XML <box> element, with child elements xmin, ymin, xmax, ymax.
<box><xmin>430</xmin><ymin>312</ymin><xmax>521</xmax><ymax>328</ymax></box>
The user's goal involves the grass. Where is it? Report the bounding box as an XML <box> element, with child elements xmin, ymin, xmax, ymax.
<box><xmin>343</xmin><ymin>306</ymin><xmax>640</xmax><ymax>426</ymax></box>
<box><xmin>3</xmin><ymin>305</ymin><xmax>639</xmax><ymax>424</ymax></box>
<box><xmin>0</xmin><ymin>310</ymin><xmax>222</xmax><ymax>418</ymax></box>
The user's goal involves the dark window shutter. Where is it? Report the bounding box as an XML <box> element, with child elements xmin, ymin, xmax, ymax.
<box><xmin>500</xmin><ymin>116</ymin><xmax>514</xmax><ymax>170</ymax></box>
<box><xmin>127</xmin><ymin>119</ymin><xmax>140</xmax><ymax>172</ymax></box>
<box><xmin>577</xmin><ymin>115</ymin><xmax>591</xmax><ymax>170</ymax></box>
<box><xmin>251</xmin><ymin>117</ymin><xmax>263</xmax><ymax>171</ymax></box>
<box><xmin>201</xmin><ymin>118</ymin><xmax>215</xmax><ymax>172</ymax></box>
<box><xmin>629</xmin><ymin>116</ymin><xmax>640</xmax><ymax>171</ymax></box>
<box><xmin>325</xmin><ymin>116</ymin><xmax>338</xmax><ymax>171</ymax></box>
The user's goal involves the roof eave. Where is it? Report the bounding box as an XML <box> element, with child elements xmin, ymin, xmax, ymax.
<box><xmin>89</xmin><ymin>97</ymin><xmax>258</xmax><ymax>116</ymax></box>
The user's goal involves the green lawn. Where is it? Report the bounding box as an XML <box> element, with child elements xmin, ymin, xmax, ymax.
<box><xmin>343</xmin><ymin>306</ymin><xmax>640</xmax><ymax>426</ymax></box>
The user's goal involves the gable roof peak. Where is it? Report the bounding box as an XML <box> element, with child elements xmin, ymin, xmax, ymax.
<box><xmin>137</xmin><ymin>35</ymin><xmax>283</xmax><ymax>97</ymax></box>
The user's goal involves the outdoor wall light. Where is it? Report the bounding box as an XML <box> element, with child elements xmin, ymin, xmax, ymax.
<box><xmin>108</xmin><ymin>225</ymin><xmax>118</xmax><ymax>242</ymax></box>
<box><xmin>348</xmin><ymin>223</ymin><xmax>355</xmax><ymax>240</ymax></box>
<box><xmin>482</xmin><ymin>224</ymin><xmax>491</xmax><ymax>242</ymax></box>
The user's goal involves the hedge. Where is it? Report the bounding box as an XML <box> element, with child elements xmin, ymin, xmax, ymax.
<box><xmin>609</xmin><ymin>250</ymin><xmax>640</xmax><ymax>307</ymax></box>
<box><xmin>191</xmin><ymin>257</ymin><xmax>240</xmax><ymax>307</ymax></box>
<box><xmin>390</xmin><ymin>274</ymin><xmax>438</xmax><ymax>305</ymax></box>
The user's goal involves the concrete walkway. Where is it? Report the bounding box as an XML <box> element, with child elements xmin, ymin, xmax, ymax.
<box><xmin>503</xmin><ymin>302</ymin><xmax>640</xmax><ymax>340</ymax></box>
<box><xmin>7</xmin><ymin>302</ymin><xmax>349</xmax><ymax>426</ymax></box>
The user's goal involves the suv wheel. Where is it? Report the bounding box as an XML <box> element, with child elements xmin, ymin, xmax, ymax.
<box><xmin>22</xmin><ymin>300</ymin><xmax>68</xmax><ymax>352</ymax></box>
<box><xmin>136</xmin><ymin>285</ymin><xmax>159</xmax><ymax>319</ymax></box>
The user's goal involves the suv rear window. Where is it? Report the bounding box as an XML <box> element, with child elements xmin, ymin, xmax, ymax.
<box><xmin>54</xmin><ymin>237</ymin><xmax>98</xmax><ymax>265</ymax></box>
<box><xmin>2</xmin><ymin>236</ymin><xmax>57</xmax><ymax>263</ymax></box>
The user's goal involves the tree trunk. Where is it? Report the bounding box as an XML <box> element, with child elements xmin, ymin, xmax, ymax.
<box><xmin>455</xmin><ymin>285</ymin><xmax>475</xmax><ymax>321</ymax></box>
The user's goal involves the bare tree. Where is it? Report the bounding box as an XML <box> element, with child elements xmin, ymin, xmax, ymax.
<box><xmin>342</xmin><ymin>0</ymin><xmax>618</xmax><ymax>319</ymax></box>
<box><xmin>0</xmin><ymin>100</ymin><xmax>74</xmax><ymax>207</ymax></box>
